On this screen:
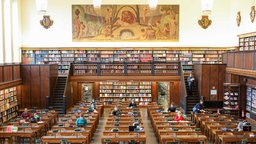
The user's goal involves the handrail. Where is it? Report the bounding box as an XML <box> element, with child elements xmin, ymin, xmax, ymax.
<box><xmin>179</xmin><ymin>64</ymin><xmax>188</xmax><ymax>113</ymax></box>
<box><xmin>63</xmin><ymin>63</ymin><xmax>72</xmax><ymax>113</ymax></box>
<box><xmin>72</xmin><ymin>62</ymin><xmax>180</xmax><ymax>76</ymax></box>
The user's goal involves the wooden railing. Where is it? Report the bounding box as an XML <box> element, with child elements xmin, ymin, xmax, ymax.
<box><xmin>63</xmin><ymin>63</ymin><xmax>73</xmax><ymax>113</ymax></box>
<box><xmin>179</xmin><ymin>64</ymin><xmax>188</xmax><ymax>113</ymax></box>
<box><xmin>71</xmin><ymin>62</ymin><xmax>181</xmax><ymax>76</ymax></box>
<box><xmin>222</xmin><ymin>51</ymin><xmax>256</xmax><ymax>78</ymax></box>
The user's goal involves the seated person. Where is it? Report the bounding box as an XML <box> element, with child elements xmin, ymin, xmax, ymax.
<box><xmin>90</xmin><ymin>99</ymin><xmax>96</xmax><ymax>108</ymax></box>
<box><xmin>32</xmin><ymin>113</ymin><xmax>40</xmax><ymax>122</ymax></box>
<box><xmin>192</xmin><ymin>100</ymin><xmax>205</xmax><ymax>114</ymax></box>
<box><xmin>237</xmin><ymin>120</ymin><xmax>247</xmax><ymax>131</ymax></box>
<box><xmin>88</xmin><ymin>103</ymin><xmax>96</xmax><ymax>113</ymax></box>
<box><xmin>168</xmin><ymin>102</ymin><xmax>176</xmax><ymax>112</ymax></box>
<box><xmin>128</xmin><ymin>99</ymin><xmax>136</xmax><ymax>108</ymax></box>
<box><xmin>135</xmin><ymin>123</ymin><xmax>144</xmax><ymax>132</ymax></box>
<box><xmin>112</xmin><ymin>106</ymin><xmax>120</xmax><ymax>116</ymax></box>
<box><xmin>133</xmin><ymin>120</ymin><xmax>140</xmax><ymax>127</ymax></box>
<box><xmin>21</xmin><ymin>108</ymin><xmax>32</xmax><ymax>120</ymax></box>
<box><xmin>76</xmin><ymin>113</ymin><xmax>87</xmax><ymax>127</ymax></box>
<box><xmin>174</xmin><ymin>111</ymin><xmax>185</xmax><ymax>121</ymax></box>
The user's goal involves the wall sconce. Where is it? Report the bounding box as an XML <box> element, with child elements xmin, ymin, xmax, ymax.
<box><xmin>93</xmin><ymin>0</ymin><xmax>102</xmax><ymax>9</ymax></box>
<box><xmin>148</xmin><ymin>0</ymin><xmax>158</xmax><ymax>10</ymax></box>
<box><xmin>35</xmin><ymin>0</ymin><xmax>48</xmax><ymax>13</ymax></box>
<box><xmin>201</xmin><ymin>0</ymin><xmax>213</xmax><ymax>15</ymax></box>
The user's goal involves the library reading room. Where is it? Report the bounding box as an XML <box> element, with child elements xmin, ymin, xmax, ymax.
<box><xmin>1</xmin><ymin>0</ymin><xmax>256</xmax><ymax>143</ymax></box>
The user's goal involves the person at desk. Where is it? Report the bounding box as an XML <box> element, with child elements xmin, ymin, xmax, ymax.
<box><xmin>21</xmin><ymin>108</ymin><xmax>32</xmax><ymax>120</ymax></box>
<box><xmin>128</xmin><ymin>99</ymin><xmax>136</xmax><ymax>108</ymax></box>
<box><xmin>90</xmin><ymin>99</ymin><xmax>96</xmax><ymax>109</ymax></box>
<box><xmin>112</xmin><ymin>106</ymin><xmax>120</xmax><ymax>116</ymax></box>
<box><xmin>168</xmin><ymin>102</ymin><xmax>176</xmax><ymax>112</ymax></box>
<box><xmin>76</xmin><ymin>113</ymin><xmax>87</xmax><ymax>127</ymax></box>
<box><xmin>192</xmin><ymin>100</ymin><xmax>205</xmax><ymax>114</ymax></box>
<box><xmin>237</xmin><ymin>120</ymin><xmax>247</xmax><ymax>131</ymax></box>
<box><xmin>174</xmin><ymin>111</ymin><xmax>185</xmax><ymax>121</ymax></box>
<box><xmin>88</xmin><ymin>103</ymin><xmax>96</xmax><ymax>113</ymax></box>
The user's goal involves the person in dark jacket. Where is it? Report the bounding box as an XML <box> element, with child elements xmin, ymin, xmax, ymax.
<box><xmin>21</xmin><ymin>108</ymin><xmax>32</xmax><ymax>120</ymax></box>
<box><xmin>168</xmin><ymin>102</ymin><xmax>176</xmax><ymax>112</ymax></box>
<box><xmin>192</xmin><ymin>100</ymin><xmax>205</xmax><ymax>114</ymax></box>
<box><xmin>128</xmin><ymin>99</ymin><xmax>136</xmax><ymax>108</ymax></box>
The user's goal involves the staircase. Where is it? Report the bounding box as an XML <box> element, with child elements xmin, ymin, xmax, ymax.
<box><xmin>50</xmin><ymin>76</ymin><xmax>67</xmax><ymax>114</ymax></box>
<box><xmin>185</xmin><ymin>76</ymin><xmax>200</xmax><ymax>114</ymax></box>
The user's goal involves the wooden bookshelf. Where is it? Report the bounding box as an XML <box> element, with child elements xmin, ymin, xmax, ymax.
<box><xmin>238</xmin><ymin>32</ymin><xmax>256</xmax><ymax>51</ymax></box>
<box><xmin>21</xmin><ymin>49</ymin><xmax>225</xmax><ymax>75</ymax></box>
<box><xmin>0</xmin><ymin>87</ymin><xmax>19</xmax><ymax>124</ymax></box>
<box><xmin>223</xmin><ymin>83</ymin><xmax>240</xmax><ymax>117</ymax></box>
<box><xmin>99</xmin><ymin>81</ymin><xmax>152</xmax><ymax>106</ymax></box>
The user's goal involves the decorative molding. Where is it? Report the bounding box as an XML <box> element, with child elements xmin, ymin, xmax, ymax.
<box><xmin>0</xmin><ymin>79</ymin><xmax>22</xmax><ymax>90</ymax></box>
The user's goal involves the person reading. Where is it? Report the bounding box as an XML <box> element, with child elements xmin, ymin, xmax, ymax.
<box><xmin>192</xmin><ymin>100</ymin><xmax>205</xmax><ymax>114</ymax></box>
<box><xmin>112</xmin><ymin>106</ymin><xmax>120</xmax><ymax>116</ymax></box>
<box><xmin>187</xmin><ymin>73</ymin><xmax>195</xmax><ymax>94</ymax></box>
<box><xmin>174</xmin><ymin>111</ymin><xmax>185</xmax><ymax>121</ymax></box>
<box><xmin>168</xmin><ymin>102</ymin><xmax>176</xmax><ymax>112</ymax></box>
<box><xmin>128</xmin><ymin>99</ymin><xmax>136</xmax><ymax>108</ymax></box>
<box><xmin>76</xmin><ymin>113</ymin><xmax>87</xmax><ymax>127</ymax></box>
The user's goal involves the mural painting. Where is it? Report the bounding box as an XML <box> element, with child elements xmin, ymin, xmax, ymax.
<box><xmin>72</xmin><ymin>5</ymin><xmax>179</xmax><ymax>41</ymax></box>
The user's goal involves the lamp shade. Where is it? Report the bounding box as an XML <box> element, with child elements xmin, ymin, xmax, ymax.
<box><xmin>201</xmin><ymin>0</ymin><xmax>213</xmax><ymax>14</ymax></box>
<box><xmin>148</xmin><ymin>0</ymin><xmax>158</xmax><ymax>10</ymax></box>
<box><xmin>93</xmin><ymin>0</ymin><xmax>102</xmax><ymax>8</ymax></box>
<box><xmin>35</xmin><ymin>0</ymin><xmax>48</xmax><ymax>12</ymax></box>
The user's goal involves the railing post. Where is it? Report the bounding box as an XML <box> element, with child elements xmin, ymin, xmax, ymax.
<box><xmin>97</xmin><ymin>63</ymin><xmax>101</xmax><ymax>76</ymax></box>
<box><xmin>178</xmin><ymin>62</ymin><xmax>181</xmax><ymax>76</ymax></box>
<box><xmin>184</xmin><ymin>96</ymin><xmax>187</xmax><ymax>114</ymax></box>
<box><xmin>151</xmin><ymin>62</ymin><xmax>155</xmax><ymax>76</ymax></box>
<box><xmin>63</xmin><ymin>95</ymin><xmax>66</xmax><ymax>114</ymax></box>
<box><xmin>46</xmin><ymin>96</ymin><xmax>50</xmax><ymax>109</ymax></box>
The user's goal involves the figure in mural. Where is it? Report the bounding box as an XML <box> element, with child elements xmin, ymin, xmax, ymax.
<box><xmin>105</xmin><ymin>8</ymin><xmax>112</xmax><ymax>25</ymax></box>
<box><xmin>121</xmin><ymin>10</ymin><xmax>136</xmax><ymax>24</ymax></box>
<box><xmin>168</xmin><ymin>9</ymin><xmax>177</xmax><ymax>38</ymax></box>
<box><xmin>78</xmin><ymin>22</ymin><xmax>86</xmax><ymax>39</ymax></box>
<box><xmin>74</xmin><ymin>9</ymin><xmax>81</xmax><ymax>39</ymax></box>
<box><xmin>142</xmin><ymin>6</ymin><xmax>149</xmax><ymax>24</ymax></box>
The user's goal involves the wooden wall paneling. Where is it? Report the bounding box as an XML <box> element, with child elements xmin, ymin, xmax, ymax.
<box><xmin>243</xmin><ymin>52</ymin><xmax>253</xmax><ymax>69</ymax></box>
<box><xmin>172</xmin><ymin>81</ymin><xmax>180</xmax><ymax>106</ymax></box>
<box><xmin>222</xmin><ymin>53</ymin><xmax>227</xmax><ymax>64</ymax></box>
<box><xmin>40</xmin><ymin>65</ymin><xmax>50</xmax><ymax>108</ymax></box>
<box><xmin>77</xmin><ymin>83</ymin><xmax>82</xmax><ymax>102</ymax></box>
<box><xmin>239</xmin><ymin>76</ymin><xmax>246</xmax><ymax>112</ymax></box>
<box><xmin>72</xmin><ymin>82</ymin><xmax>78</xmax><ymax>105</ymax></box>
<box><xmin>227</xmin><ymin>53</ymin><xmax>234</xmax><ymax>67</ymax></box>
<box><xmin>194</xmin><ymin>65</ymin><xmax>202</xmax><ymax>98</ymax></box>
<box><xmin>4</xmin><ymin>65</ymin><xmax>13</xmax><ymax>82</ymax></box>
<box><xmin>254</xmin><ymin>52</ymin><xmax>256</xmax><ymax>70</ymax></box>
<box><xmin>231</xmin><ymin>74</ymin><xmax>240</xmax><ymax>83</ymax></box>
<box><xmin>209</xmin><ymin>65</ymin><xmax>219</xmax><ymax>101</ymax></box>
<box><xmin>13</xmin><ymin>65</ymin><xmax>21</xmax><ymax>80</ymax></box>
<box><xmin>17</xmin><ymin>85</ymin><xmax>22</xmax><ymax>107</ymax></box>
<box><xmin>225</xmin><ymin>73</ymin><xmax>231</xmax><ymax>83</ymax></box>
<box><xmin>151</xmin><ymin>82</ymin><xmax>157</xmax><ymax>103</ymax></box>
<box><xmin>0</xmin><ymin>66</ymin><xmax>3</xmax><ymax>83</ymax></box>
<box><xmin>218</xmin><ymin>65</ymin><xmax>225</xmax><ymax>101</ymax></box>
<box><xmin>21</xmin><ymin>65</ymin><xmax>31</xmax><ymax>108</ymax></box>
<box><xmin>49</xmin><ymin>65</ymin><xmax>58</xmax><ymax>97</ymax></box>
<box><xmin>93</xmin><ymin>82</ymin><xmax>100</xmax><ymax>100</ymax></box>
<box><xmin>234</xmin><ymin>53</ymin><xmax>243</xmax><ymax>69</ymax></box>
<box><xmin>30</xmin><ymin>66</ymin><xmax>40</xmax><ymax>108</ymax></box>
<box><xmin>201</xmin><ymin>65</ymin><xmax>210</xmax><ymax>101</ymax></box>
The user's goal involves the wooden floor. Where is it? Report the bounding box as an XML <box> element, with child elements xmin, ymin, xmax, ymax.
<box><xmin>90</xmin><ymin>108</ymin><xmax>158</xmax><ymax>144</ymax></box>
